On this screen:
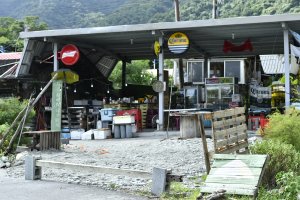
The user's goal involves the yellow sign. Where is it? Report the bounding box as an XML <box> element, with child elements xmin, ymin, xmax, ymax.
<box><xmin>168</xmin><ymin>32</ymin><xmax>189</xmax><ymax>54</ymax></box>
<box><xmin>153</xmin><ymin>41</ymin><xmax>161</xmax><ymax>57</ymax></box>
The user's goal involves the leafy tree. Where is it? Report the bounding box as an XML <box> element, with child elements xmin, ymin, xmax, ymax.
<box><xmin>109</xmin><ymin>60</ymin><xmax>155</xmax><ymax>89</ymax></box>
<box><xmin>0</xmin><ymin>16</ymin><xmax>47</xmax><ymax>52</ymax></box>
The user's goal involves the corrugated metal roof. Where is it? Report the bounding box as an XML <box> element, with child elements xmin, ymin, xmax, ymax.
<box><xmin>260</xmin><ymin>54</ymin><xmax>299</xmax><ymax>75</ymax></box>
<box><xmin>0</xmin><ymin>52</ymin><xmax>21</xmax><ymax>60</ymax></box>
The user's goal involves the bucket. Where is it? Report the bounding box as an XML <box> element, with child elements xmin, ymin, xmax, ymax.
<box><xmin>114</xmin><ymin>125</ymin><xmax>121</xmax><ymax>139</ymax></box>
<box><xmin>126</xmin><ymin>124</ymin><xmax>132</xmax><ymax>138</ymax></box>
<box><xmin>120</xmin><ymin>125</ymin><xmax>126</xmax><ymax>138</ymax></box>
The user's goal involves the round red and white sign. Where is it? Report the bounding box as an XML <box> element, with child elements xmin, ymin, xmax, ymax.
<box><xmin>60</xmin><ymin>44</ymin><xmax>80</xmax><ymax>66</ymax></box>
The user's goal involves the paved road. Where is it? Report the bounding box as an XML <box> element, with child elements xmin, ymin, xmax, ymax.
<box><xmin>0</xmin><ymin>169</ymin><xmax>147</xmax><ymax>200</ymax></box>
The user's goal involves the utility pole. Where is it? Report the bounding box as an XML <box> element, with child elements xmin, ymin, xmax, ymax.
<box><xmin>174</xmin><ymin>0</ymin><xmax>180</xmax><ymax>21</ymax></box>
<box><xmin>173</xmin><ymin>0</ymin><xmax>184</xmax><ymax>89</ymax></box>
<box><xmin>212</xmin><ymin>0</ymin><xmax>217</xmax><ymax>19</ymax></box>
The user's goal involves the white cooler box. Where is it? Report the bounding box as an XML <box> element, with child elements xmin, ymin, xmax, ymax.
<box><xmin>82</xmin><ymin>130</ymin><xmax>94</xmax><ymax>140</ymax></box>
<box><xmin>113</xmin><ymin>115</ymin><xmax>135</xmax><ymax>124</ymax></box>
<box><xmin>70</xmin><ymin>129</ymin><xmax>85</xmax><ymax>140</ymax></box>
<box><xmin>94</xmin><ymin>128</ymin><xmax>111</xmax><ymax>139</ymax></box>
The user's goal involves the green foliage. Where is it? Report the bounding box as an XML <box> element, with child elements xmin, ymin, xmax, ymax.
<box><xmin>250</xmin><ymin>139</ymin><xmax>300</xmax><ymax>187</ymax></box>
<box><xmin>0</xmin><ymin>16</ymin><xmax>47</xmax><ymax>51</ymax></box>
<box><xmin>1</xmin><ymin>0</ymin><xmax>300</xmax><ymax>29</ymax></box>
<box><xmin>161</xmin><ymin>182</ymin><xmax>200</xmax><ymax>200</ymax></box>
<box><xmin>263</xmin><ymin>108</ymin><xmax>300</xmax><ymax>151</ymax></box>
<box><xmin>258</xmin><ymin>171</ymin><xmax>300</xmax><ymax>200</ymax></box>
<box><xmin>0</xmin><ymin>97</ymin><xmax>35</xmax><ymax>151</ymax></box>
<box><xmin>109</xmin><ymin>60</ymin><xmax>155</xmax><ymax>89</ymax></box>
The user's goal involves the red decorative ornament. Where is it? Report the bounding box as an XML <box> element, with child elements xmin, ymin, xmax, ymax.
<box><xmin>223</xmin><ymin>39</ymin><xmax>253</xmax><ymax>53</ymax></box>
<box><xmin>60</xmin><ymin>44</ymin><xmax>80</xmax><ymax>66</ymax></box>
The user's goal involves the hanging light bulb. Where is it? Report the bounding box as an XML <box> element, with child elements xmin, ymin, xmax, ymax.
<box><xmin>125</xmin><ymin>83</ymin><xmax>128</xmax><ymax>87</ymax></box>
<box><xmin>40</xmin><ymin>86</ymin><xmax>43</xmax><ymax>91</ymax></box>
<box><xmin>107</xmin><ymin>89</ymin><xmax>110</xmax><ymax>94</ymax></box>
<box><xmin>91</xmin><ymin>82</ymin><xmax>94</xmax><ymax>88</ymax></box>
<box><xmin>74</xmin><ymin>86</ymin><xmax>77</xmax><ymax>93</ymax></box>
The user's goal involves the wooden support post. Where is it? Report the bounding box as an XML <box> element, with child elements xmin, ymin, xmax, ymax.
<box><xmin>197</xmin><ymin>114</ymin><xmax>211</xmax><ymax>173</ymax></box>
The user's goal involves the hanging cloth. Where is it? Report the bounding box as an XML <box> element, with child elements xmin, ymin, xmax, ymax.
<box><xmin>223</xmin><ymin>38</ymin><xmax>253</xmax><ymax>53</ymax></box>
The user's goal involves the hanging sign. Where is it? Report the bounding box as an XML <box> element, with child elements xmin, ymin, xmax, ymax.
<box><xmin>168</xmin><ymin>32</ymin><xmax>189</xmax><ymax>54</ymax></box>
<box><xmin>60</xmin><ymin>44</ymin><xmax>80</xmax><ymax>66</ymax></box>
<box><xmin>153</xmin><ymin>41</ymin><xmax>161</xmax><ymax>57</ymax></box>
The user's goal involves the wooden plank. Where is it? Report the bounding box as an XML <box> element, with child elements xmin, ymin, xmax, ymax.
<box><xmin>209</xmin><ymin>167</ymin><xmax>263</xmax><ymax>176</ymax></box>
<box><xmin>224</xmin><ymin>118</ymin><xmax>236</xmax><ymax>126</ymax></box>
<box><xmin>214</xmin><ymin>130</ymin><xmax>227</xmax><ymax>140</ymax></box>
<box><xmin>205</xmin><ymin>175</ymin><xmax>259</xmax><ymax>185</ymax></box>
<box><xmin>197</xmin><ymin>114</ymin><xmax>211</xmax><ymax>173</ymax></box>
<box><xmin>235</xmin><ymin>115</ymin><xmax>246</xmax><ymax>124</ymax></box>
<box><xmin>213</xmin><ymin>154</ymin><xmax>268</xmax><ymax>161</ymax></box>
<box><xmin>213</xmin><ymin>120</ymin><xmax>224</xmax><ymax>129</ymax></box>
<box><xmin>226</xmin><ymin>127</ymin><xmax>237</xmax><ymax>135</ymax></box>
<box><xmin>234</xmin><ymin>107</ymin><xmax>245</xmax><ymax>115</ymax></box>
<box><xmin>213</xmin><ymin>110</ymin><xmax>225</xmax><ymax>119</ymax></box>
<box><xmin>36</xmin><ymin>160</ymin><xmax>152</xmax><ymax>179</ymax></box>
<box><xmin>216</xmin><ymin>139</ymin><xmax>228</xmax><ymax>149</ymax></box>
<box><xmin>201</xmin><ymin>185</ymin><xmax>256</xmax><ymax>196</ymax></box>
<box><xmin>202</xmin><ymin>183</ymin><xmax>257</xmax><ymax>190</ymax></box>
<box><xmin>216</xmin><ymin>142</ymin><xmax>248</xmax><ymax>154</ymax></box>
<box><xmin>236</xmin><ymin>124</ymin><xmax>247</xmax><ymax>133</ymax></box>
<box><xmin>224</xmin><ymin>109</ymin><xmax>235</xmax><ymax>117</ymax></box>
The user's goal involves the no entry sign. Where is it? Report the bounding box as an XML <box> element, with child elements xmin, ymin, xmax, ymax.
<box><xmin>60</xmin><ymin>44</ymin><xmax>80</xmax><ymax>66</ymax></box>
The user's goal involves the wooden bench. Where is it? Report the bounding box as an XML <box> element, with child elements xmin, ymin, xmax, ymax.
<box><xmin>201</xmin><ymin>154</ymin><xmax>268</xmax><ymax>197</ymax></box>
<box><xmin>21</xmin><ymin>130</ymin><xmax>61</xmax><ymax>151</ymax></box>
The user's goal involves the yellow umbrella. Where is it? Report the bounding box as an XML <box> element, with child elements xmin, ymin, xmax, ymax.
<box><xmin>51</xmin><ymin>69</ymin><xmax>79</xmax><ymax>84</ymax></box>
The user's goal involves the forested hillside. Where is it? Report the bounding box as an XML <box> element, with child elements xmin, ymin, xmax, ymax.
<box><xmin>0</xmin><ymin>0</ymin><xmax>299</xmax><ymax>29</ymax></box>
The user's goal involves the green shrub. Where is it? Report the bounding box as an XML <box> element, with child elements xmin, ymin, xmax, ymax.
<box><xmin>250</xmin><ymin>139</ymin><xmax>300</xmax><ymax>187</ymax></box>
<box><xmin>264</xmin><ymin>108</ymin><xmax>300</xmax><ymax>151</ymax></box>
<box><xmin>0</xmin><ymin>97</ymin><xmax>35</xmax><ymax>152</ymax></box>
<box><xmin>258</xmin><ymin>171</ymin><xmax>300</xmax><ymax>200</ymax></box>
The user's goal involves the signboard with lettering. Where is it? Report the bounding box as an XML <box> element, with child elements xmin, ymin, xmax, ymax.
<box><xmin>167</xmin><ymin>32</ymin><xmax>189</xmax><ymax>54</ymax></box>
<box><xmin>51</xmin><ymin>80</ymin><xmax>63</xmax><ymax>131</ymax></box>
<box><xmin>249</xmin><ymin>85</ymin><xmax>271</xmax><ymax>108</ymax></box>
<box><xmin>60</xmin><ymin>44</ymin><xmax>80</xmax><ymax>66</ymax></box>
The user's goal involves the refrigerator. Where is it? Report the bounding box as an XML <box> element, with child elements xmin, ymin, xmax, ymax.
<box><xmin>205</xmin><ymin>77</ymin><xmax>239</xmax><ymax>110</ymax></box>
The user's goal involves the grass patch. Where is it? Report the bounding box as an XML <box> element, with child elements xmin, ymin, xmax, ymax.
<box><xmin>161</xmin><ymin>182</ymin><xmax>200</xmax><ymax>200</ymax></box>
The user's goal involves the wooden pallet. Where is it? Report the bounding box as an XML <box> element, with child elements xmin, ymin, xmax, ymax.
<box><xmin>212</xmin><ymin>107</ymin><xmax>248</xmax><ymax>154</ymax></box>
<box><xmin>201</xmin><ymin>154</ymin><xmax>268</xmax><ymax>197</ymax></box>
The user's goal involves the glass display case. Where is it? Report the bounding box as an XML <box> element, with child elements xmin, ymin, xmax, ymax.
<box><xmin>184</xmin><ymin>85</ymin><xmax>205</xmax><ymax>109</ymax></box>
<box><xmin>205</xmin><ymin>77</ymin><xmax>239</xmax><ymax>110</ymax></box>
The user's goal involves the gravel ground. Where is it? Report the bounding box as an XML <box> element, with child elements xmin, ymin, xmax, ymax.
<box><xmin>5</xmin><ymin>130</ymin><xmax>214</xmax><ymax>196</ymax></box>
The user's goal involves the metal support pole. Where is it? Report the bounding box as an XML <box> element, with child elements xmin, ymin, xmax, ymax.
<box><xmin>53</xmin><ymin>43</ymin><xmax>59</xmax><ymax>71</ymax></box>
<box><xmin>122</xmin><ymin>60</ymin><xmax>126</xmax><ymax>90</ymax></box>
<box><xmin>283</xmin><ymin>24</ymin><xmax>290</xmax><ymax>107</ymax></box>
<box><xmin>158</xmin><ymin>36</ymin><xmax>164</xmax><ymax>130</ymax></box>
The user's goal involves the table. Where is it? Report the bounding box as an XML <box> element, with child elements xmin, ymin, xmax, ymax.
<box><xmin>166</xmin><ymin>109</ymin><xmax>212</xmax><ymax>138</ymax></box>
<box><xmin>22</xmin><ymin>130</ymin><xmax>61</xmax><ymax>151</ymax></box>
